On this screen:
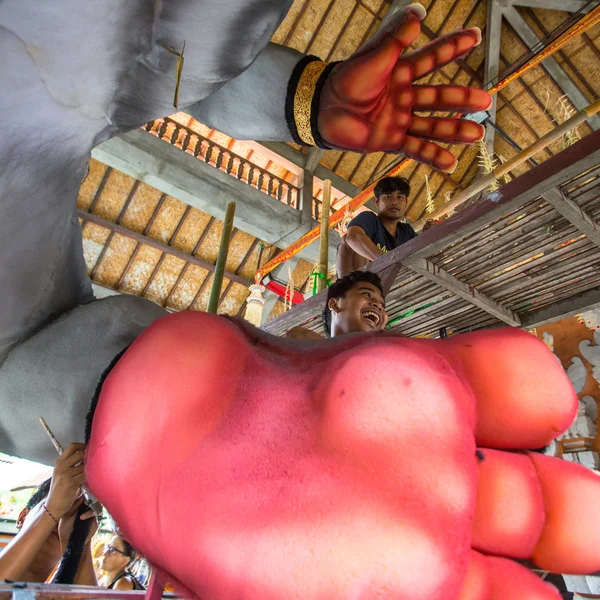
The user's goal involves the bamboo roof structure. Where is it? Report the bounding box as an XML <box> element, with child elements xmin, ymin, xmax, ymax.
<box><xmin>78</xmin><ymin>0</ymin><xmax>600</xmax><ymax>323</ymax></box>
<box><xmin>265</xmin><ymin>130</ymin><xmax>600</xmax><ymax>336</ymax></box>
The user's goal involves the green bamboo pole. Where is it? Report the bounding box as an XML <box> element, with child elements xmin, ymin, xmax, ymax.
<box><xmin>207</xmin><ymin>202</ymin><xmax>236</xmax><ymax>314</ymax></box>
<box><xmin>316</xmin><ymin>180</ymin><xmax>331</xmax><ymax>294</ymax></box>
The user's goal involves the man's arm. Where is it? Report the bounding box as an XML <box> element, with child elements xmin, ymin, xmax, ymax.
<box><xmin>0</xmin><ymin>509</ymin><xmax>57</xmax><ymax>582</ymax></box>
<box><xmin>345</xmin><ymin>226</ymin><xmax>385</xmax><ymax>262</ymax></box>
<box><xmin>0</xmin><ymin>444</ymin><xmax>86</xmax><ymax>582</ymax></box>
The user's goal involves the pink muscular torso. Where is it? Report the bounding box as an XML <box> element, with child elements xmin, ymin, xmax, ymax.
<box><xmin>86</xmin><ymin>312</ymin><xmax>598</xmax><ymax>600</ymax></box>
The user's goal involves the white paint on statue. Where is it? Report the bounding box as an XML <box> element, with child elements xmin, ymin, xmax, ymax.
<box><xmin>542</xmin><ymin>331</ymin><xmax>554</xmax><ymax>352</ymax></box>
<box><xmin>552</xmin><ymin>327</ymin><xmax>598</xmax><ymax>449</ymax></box>
<box><xmin>578</xmin><ymin>308</ymin><xmax>600</xmax><ymax>332</ymax></box>
<box><xmin>564</xmin><ymin>574</ymin><xmax>600</xmax><ymax>594</ymax></box>
<box><xmin>579</xmin><ymin>331</ymin><xmax>600</xmax><ymax>385</ymax></box>
<box><xmin>567</xmin><ymin>356</ymin><xmax>587</xmax><ymax>394</ymax></box>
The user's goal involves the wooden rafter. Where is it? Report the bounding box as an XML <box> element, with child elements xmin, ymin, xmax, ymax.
<box><xmin>78</xmin><ymin>211</ymin><xmax>247</xmax><ymax>287</ymax></box>
<box><xmin>403</xmin><ymin>258</ymin><xmax>522</xmax><ymax>326</ymax></box>
<box><xmin>541</xmin><ymin>187</ymin><xmax>600</xmax><ymax>248</ymax></box>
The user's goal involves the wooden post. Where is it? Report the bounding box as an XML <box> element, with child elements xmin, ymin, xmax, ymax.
<box><xmin>207</xmin><ymin>202</ymin><xmax>236</xmax><ymax>314</ymax></box>
<box><xmin>316</xmin><ymin>180</ymin><xmax>331</xmax><ymax>293</ymax></box>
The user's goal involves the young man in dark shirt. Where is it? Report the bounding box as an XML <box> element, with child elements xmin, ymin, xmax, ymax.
<box><xmin>336</xmin><ymin>177</ymin><xmax>417</xmax><ymax>278</ymax></box>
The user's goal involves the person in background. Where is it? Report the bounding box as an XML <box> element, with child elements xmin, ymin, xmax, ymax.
<box><xmin>336</xmin><ymin>177</ymin><xmax>417</xmax><ymax>278</ymax></box>
<box><xmin>0</xmin><ymin>443</ymin><xmax>97</xmax><ymax>584</ymax></box>
<box><xmin>100</xmin><ymin>534</ymin><xmax>144</xmax><ymax>590</ymax></box>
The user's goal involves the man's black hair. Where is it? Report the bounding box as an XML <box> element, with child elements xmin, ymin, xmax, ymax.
<box><xmin>26</xmin><ymin>478</ymin><xmax>52</xmax><ymax>510</ymax></box>
<box><xmin>53</xmin><ymin>345</ymin><xmax>130</xmax><ymax>585</ymax></box>
<box><xmin>374</xmin><ymin>176</ymin><xmax>410</xmax><ymax>200</ymax></box>
<box><xmin>321</xmin><ymin>271</ymin><xmax>384</xmax><ymax>337</ymax></box>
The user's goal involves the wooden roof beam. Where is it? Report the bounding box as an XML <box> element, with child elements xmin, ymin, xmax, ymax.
<box><xmin>78</xmin><ymin>210</ymin><xmax>248</xmax><ymax>287</ymax></box>
<box><xmin>305</xmin><ymin>148</ymin><xmax>325</xmax><ymax>174</ymax></box>
<box><xmin>501</xmin><ymin>5</ymin><xmax>600</xmax><ymax>131</ymax></box>
<box><xmin>521</xmin><ymin>287</ymin><xmax>600</xmax><ymax>328</ymax></box>
<box><xmin>403</xmin><ymin>258</ymin><xmax>522</xmax><ymax>326</ymax></box>
<box><xmin>541</xmin><ymin>187</ymin><xmax>600</xmax><ymax>248</ymax></box>
<box><xmin>508</xmin><ymin>0</ymin><xmax>594</xmax><ymax>13</ymax></box>
<box><xmin>483</xmin><ymin>0</ymin><xmax>503</xmax><ymax>155</ymax></box>
<box><xmin>92</xmin><ymin>130</ymin><xmax>341</xmax><ymax>265</ymax></box>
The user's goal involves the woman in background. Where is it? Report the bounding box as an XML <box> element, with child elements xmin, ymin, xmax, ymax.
<box><xmin>100</xmin><ymin>534</ymin><xmax>144</xmax><ymax>591</ymax></box>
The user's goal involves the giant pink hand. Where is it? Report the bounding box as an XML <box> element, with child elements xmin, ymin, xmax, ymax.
<box><xmin>319</xmin><ymin>4</ymin><xmax>492</xmax><ymax>172</ymax></box>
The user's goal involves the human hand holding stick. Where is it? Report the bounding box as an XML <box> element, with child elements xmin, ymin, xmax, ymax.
<box><xmin>39</xmin><ymin>418</ymin><xmax>103</xmax><ymax>518</ymax></box>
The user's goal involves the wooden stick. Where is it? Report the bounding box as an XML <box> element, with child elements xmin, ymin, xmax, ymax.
<box><xmin>487</xmin><ymin>4</ymin><xmax>600</xmax><ymax>97</ymax></box>
<box><xmin>207</xmin><ymin>202</ymin><xmax>236</xmax><ymax>314</ymax></box>
<box><xmin>417</xmin><ymin>98</ymin><xmax>600</xmax><ymax>229</ymax></box>
<box><xmin>317</xmin><ymin>180</ymin><xmax>331</xmax><ymax>293</ymax></box>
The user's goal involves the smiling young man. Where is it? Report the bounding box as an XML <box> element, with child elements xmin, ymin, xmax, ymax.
<box><xmin>336</xmin><ymin>177</ymin><xmax>416</xmax><ymax>278</ymax></box>
<box><xmin>322</xmin><ymin>271</ymin><xmax>388</xmax><ymax>337</ymax></box>
<box><xmin>286</xmin><ymin>271</ymin><xmax>388</xmax><ymax>340</ymax></box>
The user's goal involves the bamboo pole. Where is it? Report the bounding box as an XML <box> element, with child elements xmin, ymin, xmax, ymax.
<box><xmin>415</xmin><ymin>98</ymin><xmax>600</xmax><ymax>230</ymax></box>
<box><xmin>316</xmin><ymin>180</ymin><xmax>332</xmax><ymax>293</ymax></box>
<box><xmin>207</xmin><ymin>201</ymin><xmax>236</xmax><ymax>314</ymax></box>
<box><xmin>488</xmin><ymin>4</ymin><xmax>600</xmax><ymax>97</ymax></box>
<box><xmin>256</xmin><ymin>7</ymin><xmax>600</xmax><ymax>280</ymax></box>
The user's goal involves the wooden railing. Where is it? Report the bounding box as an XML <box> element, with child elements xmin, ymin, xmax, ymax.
<box><xmin>312</xmin><ymin>197</ymin><xmax>335</xmax><ymax>221</ymax></box>
<box><xmin>144</xmin><ymin>118</ymin><xmax>300</xmax><ymax>209</ymax></box>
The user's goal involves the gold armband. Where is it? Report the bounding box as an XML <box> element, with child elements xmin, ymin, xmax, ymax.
<box><xmin>285</xmin><ymin>56</ymin><xmax>338</xmax><ymax>149</ymax></box>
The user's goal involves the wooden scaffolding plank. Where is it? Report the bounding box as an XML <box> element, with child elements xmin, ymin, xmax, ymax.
<box><xmin>404</xmin><ymin>258</ymin><xmax>522</xmax><ymax>326</ymax></box>
<box><xmin>521</xmin><ymin>287</ymin><xmax>600</xmax><ymax>328</ymax></box>
<box><xmin>542</xmin><ymin>187</ymin><xmax>600</xmax><ymax>248</ymax></box>
<box><xmin>264</xmin><ymin>132</ymin><xmax>600</xmax><ymax>335</ymax></box>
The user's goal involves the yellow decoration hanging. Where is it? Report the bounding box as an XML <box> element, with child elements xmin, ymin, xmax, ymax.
<box><xmin>425</xmin><ymin>175</ymin><xmax>435</xmax><ymax>214</ymax></box>
<box><xmin>244</xmin><ymin>284</ymin><xmax>266</xmax><ymax>327</ymax></box>
<box><xmin>477</xmin><ymin>140</ymin><xmax>499</xmax><ymax>192</ymax></box>
<box><xmin>284</xmin><ymin>264</ymin><xmax>295</xmax><ymax>312</ymax></box>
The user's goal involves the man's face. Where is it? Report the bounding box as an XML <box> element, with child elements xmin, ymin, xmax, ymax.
<box><xmin>375</xmin><ymin>190</ymin><xmax>408</xmax><ymax>220</ymax></box>
<box><xmin>329</xmin><ymin>282</ymin><xmax>388</xmax><ymax>336</ymax></box>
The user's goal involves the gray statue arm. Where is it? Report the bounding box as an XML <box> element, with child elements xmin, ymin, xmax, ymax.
<box><xmin>0</xmin><ymin>0</ymin><xmax>295</xmax><ymax>364</ymax></box>
<box><xmin>186</xmin><ymin>43</ymin><xmax>303</xmax><ymax>141</ymax></box>
<box><xmin>0</xmin><ymin>0</ymin><xmax>298</xmax><ymax>463</ymax></box>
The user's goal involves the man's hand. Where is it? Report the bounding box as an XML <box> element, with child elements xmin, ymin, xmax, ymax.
<box><xmin>319</xmin><ymin>4</ymin><xmax>491</xmax><ymax>172</ymax></box>
<box><xmin>46</xmin><ymin>443</ymin><xmax>87</xmax><ymax>520</ymax></box>
<box><xmin>58</xmin><ymin>496</ymin><xmax>98</xmax><ymax>550</ymax></box>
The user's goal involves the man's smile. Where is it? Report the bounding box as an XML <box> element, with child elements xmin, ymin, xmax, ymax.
<box><xmin>361</xmin><ymin>309</ymin><xmax>381</xmax><ymax>327</ymax></box>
